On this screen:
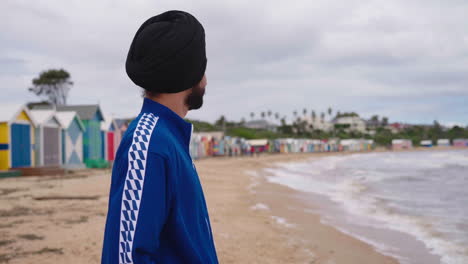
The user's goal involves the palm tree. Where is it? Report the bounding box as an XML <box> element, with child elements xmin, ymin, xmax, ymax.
<box><xmin>311</xmin><ymin>111</ymin><xmax>316</xmax><ymax>122</ymax></box>
<box><xmin>261</xmin><ymin>112</ymin><xmax>265</xmax><ymax>119</ymax></box>
<box><xmin>320</xmin><ymin>112</ymin><xmax>325</xmax><ymax>123</ymax></box>
<box><xmin>250</xmin><ymin>112</ymin><xmax>254</xmax><ymax>120</ymax></box>
<box><xmin>303</xmin><ymin>108</ymin><xmax>307</xmax><ymax>116</ymax></box>
<box><xmin>267</xmin><ymin>110</ymin><xmax>272</xmax><ymax>120</ymax></box>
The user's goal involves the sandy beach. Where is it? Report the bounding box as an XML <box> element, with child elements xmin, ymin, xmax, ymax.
<box><xmin>0</xmin><ymin>152</ymin><xmax>400</xmax><ymax>264</ymax></box>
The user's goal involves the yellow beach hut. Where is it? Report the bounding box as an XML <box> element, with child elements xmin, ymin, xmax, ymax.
<box><xmin>0</xmin><ymin>104</ymin><xmax>37</xmax><ymax>171</ymax></box>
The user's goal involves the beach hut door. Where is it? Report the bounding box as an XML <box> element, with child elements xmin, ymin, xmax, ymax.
<box><xmin>43</xmin><ymin>127</ymin><xmax>60</xmax><ymax>165</ymax></box>
<box><xmin>11</xmin><ymin>124</ymin><xmax>31</xmax><ymax>168</ymax></box>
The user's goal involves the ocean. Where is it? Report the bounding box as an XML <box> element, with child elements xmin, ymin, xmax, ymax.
<box><xmin>263</xmin><ymin>149</ymin><xmax>468</xmax><ymax>264</ymax></box>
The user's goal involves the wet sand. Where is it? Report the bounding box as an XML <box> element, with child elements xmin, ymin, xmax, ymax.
<box><xmin>0</xmin><ymin>152</ymin><xmax>401</xmax><ymax>263</ymax></box>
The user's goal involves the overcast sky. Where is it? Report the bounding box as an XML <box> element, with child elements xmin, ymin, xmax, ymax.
<box><xmin>1</xmin><ymin>0</ymin><xmax>467</xmax><ymax>126</ymax></box>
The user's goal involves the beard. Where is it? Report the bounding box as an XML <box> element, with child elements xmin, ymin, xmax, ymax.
<box><xmin>185</xmin><ymin>83</ymin><xmax>205</xmax><ymax>110</ymax></box>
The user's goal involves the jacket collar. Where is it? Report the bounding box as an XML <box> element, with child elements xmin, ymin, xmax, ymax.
<box><xmin>140</xmin><ymin>97</ymin><xmax>193</xmax><ymax>151</ymax></box>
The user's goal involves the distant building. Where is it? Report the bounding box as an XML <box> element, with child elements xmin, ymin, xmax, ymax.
<box><xmin>298</xmin><ymin>116</ymin><xmax>333</xmax><ymax>132</ymax></box>
<box><xmin>365</xmin><ymin>119</ymin><xmax>381</xmax><ymax>130</ymax></box>
<box><xmin>332</xmin><ymin>116</ymin><xmax>367</xmax><ymax>133</ymax></box>
<box><xmin>244</xmin><ymin>119</ymin><xmax>278</xmax><ymax>132</ymax></box>
<box><xmin>386</xmin><ymin>123</ymin><xmax>408</xmax><ymax>134</ymax></box>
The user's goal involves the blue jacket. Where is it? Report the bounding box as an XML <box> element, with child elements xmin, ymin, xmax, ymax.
<box><xmin>101</xmin><ymin>98</ymin><xmax>218</xmax><ymax>264</ymax></box>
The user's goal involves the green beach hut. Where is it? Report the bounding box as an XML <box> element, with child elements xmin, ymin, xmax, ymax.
<box><xmin>56</xmin><ymin>105</ymin><xmax>105</xmax><ymax>168</ymax></box>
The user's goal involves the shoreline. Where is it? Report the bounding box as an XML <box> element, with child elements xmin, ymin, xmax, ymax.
<box><xmin>198</xmin><ymin>152</ymin><xmax>400</xmax><ymax>263</ymax></box>
<box><xmin>247</xmin><ymin>151</ymin><xmax>444</xmax><ymax>264</ymax></box>
<box><xmin>0</xmin><ymin>147</ymin><xmax>463</xmax><ymax>263</ymax></box>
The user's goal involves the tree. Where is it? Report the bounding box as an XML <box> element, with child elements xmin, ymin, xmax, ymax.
<box><xmin>336</xmin><ymin>111</ymin><xmax>341</xmax><ymax>118</ymax></box>
<box><xmin>320</xmin><ymin>112</ymin><xmax>325</xmax><ymax>123</ymax></box>
<box><xmin>250</xmin><ymin>112</ymin><xmax>255</xmax><ymax>119</ymax></box>
<box><xmin>328</xmin><ymin>107</ymin><xmax>332</xmax><ymax>117</ymax></box>
<box><xmin>280</xmin><ymin>117</ymin><xmax>286</xmax><ymax>126</ymax></box>
<box><xmin>382</xmin><ymin>117</ymin><xmax>389</xmax><ymax>126</ymax></box>
<box><xmin>261</xmin><ymin>112</ymin><xmax>266</xmax><ymax>119</ymax></box>
<box><xmin>215</xmin><ymin>115</ymin><xmax>226</xmax><ymax>127</ymax></box>
<box><xmin>29</xmin><ymin>69</ymin><xmax>73</xmax><ymax>105</ymax></box>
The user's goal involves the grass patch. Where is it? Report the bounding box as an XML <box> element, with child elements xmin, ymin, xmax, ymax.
<box><xmin>17</xmin><ymin>234</ymin><xmax>44</xmax><ymax>240</ymax></box>
<box><xmin>0</xmin><ymin>207</ymin><xmax>54</xmax><ymax>218</ymax></box>
<box><xmin>33</xmin><ymin>195</ymin><xmax>100</xmax><ymax>201</ymax></box>
<box><xmin>64</xmin><ymin>216</ymin><xmax>88</xmax><ymax>224</ymax></box>
<box><xmin>0</xmin><ymin>188</ymin><xmax>27</xmax><ymax>196</ymax></box>
<box><xmin>34</xmin><ymin>247</ymin><xmax>63</xmax><ymax>255</ymax></box>
<box><xmin>0</xmin><ymin>240</ymin><xmax>14</xmax><ymax>247</ymax></box>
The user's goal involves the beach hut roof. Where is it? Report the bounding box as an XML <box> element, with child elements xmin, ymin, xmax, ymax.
<box><xmin>29</xmin><ymin>110</ymin><xmax>62</xmax><ymax>127</ymax></box>
<box><xmin>437</xmin><ymin>139</ymin><xmax>450</xmax><ymax>143</ymax></box>
<box><xmin>340</xmin><ymin>139</ymin><xmax>355</xmax><ymax>145</ymax></box>
<box><xmin>0</xmin><ymin>103</ymin><xmax>37</xmax><ymax>126</ymax></box>
<box><xmin>55</xmin><ymin>111</ymin><xmax>85</xmax><ymax>131</ymax></box>
<box><xmin>0</xmin><ymin>103</ymin><xmax>24</xmax><ymax>122</ymax></box>
<box><xmin>246</xmin><ymin>139</ymin><xmax>269</xmax><ymax>146</ymax></box>
<box><xmin>56</xmin><ymin>105</ymin><xmax>104</xmax><ymax>121</ymax></box>
<box><xmin>114</xmin><ymin>118</ymin><xmax>127</xmax><ymax>128</ymax></box>
<box><xmin>101</xmin><ymin>114</ymin><xmax>117</xmax><ymax>131</ymax></box>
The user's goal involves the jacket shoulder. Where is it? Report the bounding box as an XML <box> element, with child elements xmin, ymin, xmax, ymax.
<box><xmin>130</xmin><ymin>113</ymin><xmax>177</xmax><ymax>158</ymax></box>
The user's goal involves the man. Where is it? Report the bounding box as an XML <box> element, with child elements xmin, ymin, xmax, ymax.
<box><xmin>101</xmin><ymin>10</ymin><xmax>218</xmax><ymax>264</ymax></box>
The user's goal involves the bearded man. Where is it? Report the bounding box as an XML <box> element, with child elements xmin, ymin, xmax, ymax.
<box><xmin>101</xmin><ymin>10</ymin><xmax>218</xmax><ymax>264</ymax></box>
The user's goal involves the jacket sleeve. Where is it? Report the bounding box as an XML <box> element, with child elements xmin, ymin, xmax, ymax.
<box><xmin>120</xmin><ymin>152</ymin><xmax>173</xmax><ymax>263</ymax></box>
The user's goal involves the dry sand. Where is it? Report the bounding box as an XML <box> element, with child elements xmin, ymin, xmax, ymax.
<box><xmin>0</xmin><ymin>152</ymin><xmax>399</xmax><ymax>264</ymax></box>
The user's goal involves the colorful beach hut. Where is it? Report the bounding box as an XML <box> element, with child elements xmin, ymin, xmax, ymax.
<box><xmin>56</xmin><ymin>105</ymin><xmax>105</xmax><ymax>167</ymax></box>
<box><xmin>114</xmin><ymin>118</ymin><xmax>129</xmax><ymax>141</ymax></box>
<box><xmin>0</xmin><ymin>104</ymin><xmax>37</xmax><ymax>170</ymax></box>
<box><xmin>29</xmin><ymin>110</ymin><xmax>62</xmax><ymax>166</ymax></box>
<box><xmin>437</xmin><ymin>139</ymin><xmax>450</xmax><ymax>146</ymax></box>
<box><xmin>453</xmin><ymin>139</ymin><xmax>468</xmax><ymax>147</ymax></box>
<box><xmin>420</xmin><ymin>140</ymin><xmax>433</xmax><ymax>147</ymax></box>
<box><xmin>246</xmin><ymin>139</ymin><xmax>269</xmax><ymax>154</ymax></box>
<box><xmin>392</xmin><ymin>139</ymin><xmax>413</xmax><ymax>150</ymax></box>
<box><xmin>56</xmin><ymin>111</ymin><xmax>85</xmax><ymax>168</ymax></box>
<box><xmin>101</xmin><ymin>116</ymin><xmax>120</xmax><ymax>162</ymax></box>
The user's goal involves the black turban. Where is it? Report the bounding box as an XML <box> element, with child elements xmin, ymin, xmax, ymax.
<box><xmin>126</xmin><ymin>10</ymin><xmax>206</xmax><ymax>94</ymax></box>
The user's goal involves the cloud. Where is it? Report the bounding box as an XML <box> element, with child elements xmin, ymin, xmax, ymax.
<box><xmin>1</xmin><ymin>0</ymin><xmax>467</xmax><ymax>125</ymax></box>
